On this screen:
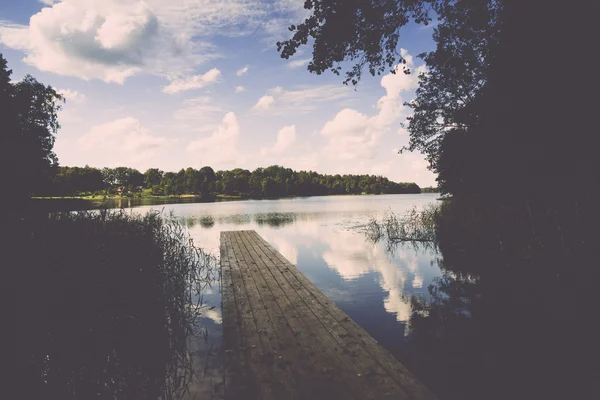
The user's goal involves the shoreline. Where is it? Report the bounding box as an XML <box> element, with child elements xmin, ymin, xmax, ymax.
<box><xmin>32</xmin><ymin>191</ymin><xmax>440</xmax><ymax>202</ymax></box>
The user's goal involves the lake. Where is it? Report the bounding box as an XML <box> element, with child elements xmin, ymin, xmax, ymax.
<box><xmin>125</xmin><ymin>194</ymin><xmax>442</xmax><ymax>397</ymax></box>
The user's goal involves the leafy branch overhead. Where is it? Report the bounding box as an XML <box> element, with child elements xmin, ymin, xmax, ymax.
<box><xmin>277</xmin><ymin>0</ymin><xmax>436</xmax><ymax>85</ymax></box>
<box><xmin>278</xmin><ymin>1</ymin><xmax>504</xmax><ymax>194</ymax></box>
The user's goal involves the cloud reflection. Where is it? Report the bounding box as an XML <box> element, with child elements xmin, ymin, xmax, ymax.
<box><xmin>290</xmin><ymin>224</ymin><xmax>426</xmax><ymax>323</ymax></box>
<box><xmin>170</xmin><ymin>197</ymin><xmax>438</xmax><ymax>325</ymax></box>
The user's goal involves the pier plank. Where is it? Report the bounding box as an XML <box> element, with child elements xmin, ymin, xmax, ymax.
<box><xmin>221</xmin><ymin>230</ymin><xmax>437</xmax><ymax>400</ymax></box>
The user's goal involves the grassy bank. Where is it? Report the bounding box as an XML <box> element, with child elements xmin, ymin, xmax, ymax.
<box><xmin>34</xmin><ymin>190</ymin><xmax>434</xmax><ymax>205</ymax></box>
<box><xmin>13</xmin><ymin>210</ymin><xmax>217</xmax><ymax>399</ymax></box>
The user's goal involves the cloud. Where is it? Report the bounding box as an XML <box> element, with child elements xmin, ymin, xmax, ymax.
<box><xmin>186</xmin><ymin>112</ymin><xmax>241</xmax><ymax>165</ymax></box>
<box><xmin>321</xmin><ymin>108</ymin><xmax>381</xmax><ymax>160</ymax></box>
<box><xmin>261</xmin><ymin>233</ymin><xmax>298</xmax><ymax>265</ymax></box>
<box><xmin>162</xmin><ymin>68</ymin><xmax>221</xmax><ymax>94</ymax></box>
<box><xmin>173</xmin><ymin>96</ymin><xmax>224</xmax><ymax>121</ymax></box>
<box><xmin>57</xmin><ymin>88</ymin><xmax>86</xmax><ymax>104</ymax></box>
<box><xmin>287</xmin><ymin>57</ymin><xmax>310</xmax><ymax>69</ymax></box>
<box><xmin>234</xmin><ymin>86</ymin><xmax>245</xmax><ymax>93</ymax></box>
<box><xmin>78</xmin><ymin>117</ymin><xmax>168</xmax><ymax>167</ymax></box>
<box><xmin>236</xmin><ymin>66</ymin><xmax>248</xmax><ymax>76</ymax></box>
<box><xmin>0</xmin><ymin>1</ymin><xmax>158</xmax><ymax>83</ymax></box>
<box><xmin>279</xmin><ymin>84</ymin><xmax>351</xmax><ymax>106</ymax></box>
<box><xmin>261</xmin><ymin>125</ymin><xmax>296</xmax><ymax>156</ymax></box>
<box><xmin>318</xmin><ymin>226</ymin><xmax>421</xmax><ymax>322</ymax></box>
<box><xmin>319</xmin><ymin>49</ymin><xmax>424</xmax><ymax>161</ymax></box>
<box><xmin>148</xmin><ymin>1</ymin><xmax>267</xmax><ymax>38</ymax></box>
<box><xmin>253</xmin><ymin>84</ymin><xmax>352</xmax><ymax>114</ymax></box>
<box><xmin>203</xmin><ymin>308</ymin><xmax>222</xmax><ymax>324</ymax></box>
<box><xmin>252</xmin><ymin>95</ymin><xmax>275</xmax><ymax>111</ymax></box>
<box><xmin>260</xmin><ymin>1</ymin><xmax>310</xmax><ymax>45</ymax></box>
<box><xmin>0</xmin><ymin>1</ymin><xmax>312</xmax><ymax>83</ymax></box>
<box><xmin>0</xmin><ymin>0</ymin><xmax>222</xmax><ymax>83</ymax></box>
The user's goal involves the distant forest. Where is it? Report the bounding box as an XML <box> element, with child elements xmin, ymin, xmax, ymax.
<box><xmin>44</xmin><ymin>165</ymin><xmax>426</xmax><ymax>198</ymax></box>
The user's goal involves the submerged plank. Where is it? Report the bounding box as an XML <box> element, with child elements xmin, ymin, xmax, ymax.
<box><xmin>220</xmin><ymin>230</ymin><xmax>437</xmax><ymax>400</ymax></box>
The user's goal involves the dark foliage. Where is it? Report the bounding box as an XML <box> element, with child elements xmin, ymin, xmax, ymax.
<box><xmin>402</xmin><ymin>195</ymin><xmax>600</xmax><ymax>400</ymax></box>
<box><xmin>41</xmin><ymin>164</ymin><xmax>422</xmax><ymax>198</ymax></box>
<box><xmin>277</xmin><ymin>0</ymin><xmax>433</xmax><ymax>85</ymax></box>
<box><xmin>1</xmin><ymin>54</ymin><xmax>63</xmax><ymax>208</ymax></box>
<box><xmin>279</xmin><ymin>1</ymin><xmax>599</xmax><ymax>198</ymax></box>
<box><xmin>214</xmin><ymin>165</ymin><xmax>420</xmax><ymax>197</ymax></box>
<box><xmin>436</xmin><ymin>1</ymin><xmax>598</xmax><ymax>196</ymax></box>
<box><xmin>13</xmin><ymin>210</ymin><xmax>215</xmax><ymax>399</ymax></box>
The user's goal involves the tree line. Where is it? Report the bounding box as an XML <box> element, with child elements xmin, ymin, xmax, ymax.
<box><xmin>46</xmin><ymin>165</ymin><xmax>422</xmax><ymax>198</ymax></box>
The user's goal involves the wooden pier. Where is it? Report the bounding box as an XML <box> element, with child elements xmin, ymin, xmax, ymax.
<box><xmin>220</xmin><ymin>230</ymin><xmax>437</xmax><ymax>400</ymax></box>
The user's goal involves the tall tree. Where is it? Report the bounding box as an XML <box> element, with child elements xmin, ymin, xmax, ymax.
<box><xmin>279</xmin><ymin>1</ymin><xmax>598</xmax><ymax>196</ymax></box>
<box><xmin>1</xmin><ymin>54</ymin><xmax>64</xmax><ymax>205</ymax></box>
<box><xmin>143</xmin><ymin>168</ymin><xmax>163</xmax><ymax>189</ymax></box>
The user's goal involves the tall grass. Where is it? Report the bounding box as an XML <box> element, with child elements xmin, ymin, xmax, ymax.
<box><xmin>366</xmin><ymin>203</ymin><xmax>441</xmax><ymax>250</ymax></box>
<box><xmin>14</xmin><ymin>209</ymin><xmax>217</xmax><ymax>399</ymax></box>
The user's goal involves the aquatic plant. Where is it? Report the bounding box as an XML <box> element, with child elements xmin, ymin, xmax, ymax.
<box><xmin>14</xmin><ymin>209</ymin><xmax>217</xmax><ymax>399</ymax></box>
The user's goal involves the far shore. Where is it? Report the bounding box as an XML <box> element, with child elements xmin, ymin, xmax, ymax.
<box><xmin>32</xmin><ymin>191</ymin><xmax>441</xmax><ymax>207</ymax></box>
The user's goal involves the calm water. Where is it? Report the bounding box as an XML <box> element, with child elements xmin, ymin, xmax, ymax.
<box><xmin>125</xmin><ymin>194</ymin><xmax>442</xmax><ymax>397</ymax></box>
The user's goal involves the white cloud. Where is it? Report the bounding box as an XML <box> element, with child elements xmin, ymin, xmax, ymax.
<box><xmin>260</xmin><ymin>1</ymin><xmax>310</xmax><ymax>45</ymax></box>
<box><xmin>261</xmin><ymin>125</ymin><xmax>296</xmax><ymax>156</ymax></box>
<box><xmin>78</xmin><ymin>117</ymin><xmax>168</xmax><ymax>167</ymax></box>
<box><xmin>253</xmin><ymin>84</ymin><xmax>352</xmax><ymax>114</ymax></box>
<box><xmin>173</xmin><ymin>96</ymin><xmax>224</xmax><ymax>121</ymax></box>
<box><xmin>279</xmin><ymin>84</ymin><xmax>351</xmax><ymax>106</ymax></box>
<box><xmin>261</xmin><ymin>233</ymin><xmax>298</xmax><ymax>265</ymax></box>
<box><xmin>321</xmin><ymin>108</ymin><xmax>381</xmax><ymax>160</ymax></box>
<box><xmin>319</xmin><ymin>49</ymin><xmax>425</xmax><ymax>161</ymax></box>
<box><xmin>234</xmin><ymin>86</ymin><xmax>245</xmax><ymax>93</ymax></box>
<box><xmin>0</xmin><ymin>21</ymin><xmax>31</xmax><ymax>50</ymax></box>
<box><xmin>203</xmin><ymin>308</ymin><xmax>222</xmax><ymax>324</ymax></box>
<box><xmin>252</xmin><ymin>95</ymin><xmax>275</xmax><ymax>111</ymax></box>
<box><xmin>236</xmin><ymin>66</ymin><xmax>248</xmax><ymax>76</ymax></box>
<box><xmin>57</xmin><ymin>88</ymin><xmax>86</xmax><ymax>104</ymax></box>
<box><xmin>0</xmin><ymin>1</ymin><xmax>157</xmax><ymax>83</ymax></box>
<box><xmin>186</xmin><ymin>112</ymin><xmax>241</xmax><ymax>165</ymax></box>
<box><xmin>163</xmin><ymin>68</ymin><xmax>221</xmax><ymax>94</ymax></box>
<box><xmin>0</xmin><ymin>0</ymin><xmax>313</xmax><ymax>83</ymax></box>
<box><xmin>148</xmin><ymin>1</ymin><xmax>268</xmax><ymax>38</ymax></box>
<box><xmin>375</xmin><ymin>51</ymin><xmax>425</xmax><ymax>127</ymax></box>
<box><xmin>0</xmin><ymin>0</ymin><xmax>223</xmax><ymax>83</ymax></box>
<box><xmin>318</xmin><ymin>226</ymin><xmax>421</xmax><ymax>322</ymax></box>
<box><xmin>287</xmin><ymin>57</ymin><xmax>310</xmax><ymax>69</ymax></box>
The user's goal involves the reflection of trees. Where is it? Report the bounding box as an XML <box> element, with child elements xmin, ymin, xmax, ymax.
<box><xmin>253</xmin><ymin>212</ymin><xmax>296</xmax><ymax>228</ymax></box>
<box><xmin>199</xmin><ymin>216</ymin><xmax>215</xmax><ymax>228</ymax></box>
<box><xmin>217</xmin><ymin>213</ymin><xmax>252</xmax><ymax>225</ymax></box>
<box><xmin>402</xmin><ymin>199</ymin><xmax>599</xmax><ymax>400</ymax></box>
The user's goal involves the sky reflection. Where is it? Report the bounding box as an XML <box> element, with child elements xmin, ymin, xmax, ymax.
<box><xmin>128</xmin><ymin>194</ymin><xmax>442</xmax><ymax>397</ymax></box>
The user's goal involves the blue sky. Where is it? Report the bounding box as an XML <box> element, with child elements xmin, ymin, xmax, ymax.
<box><xmin>0</xmin><ymin>0</ymin><xmax>437</xmax><ymax>186</ymax></box>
